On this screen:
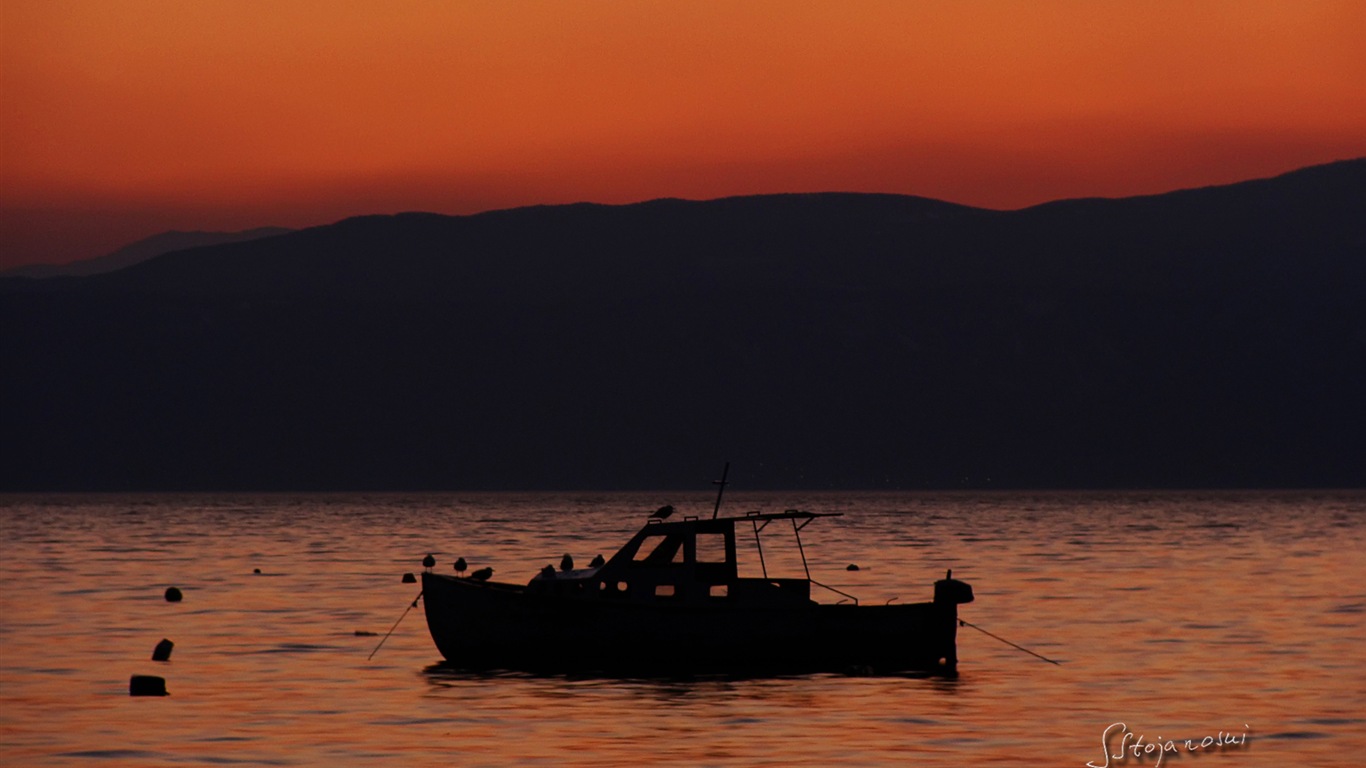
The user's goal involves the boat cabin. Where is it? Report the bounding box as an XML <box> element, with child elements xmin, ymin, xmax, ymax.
<box><xmin>526</xmin><ymin>510</ymin><xmax>848</xmax><ymax>606</ymax></box>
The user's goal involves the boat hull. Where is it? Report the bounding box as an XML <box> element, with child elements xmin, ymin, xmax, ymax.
<box><xmin>421</xmin><ymin>572</ymin><xmax>959</xmax><ymax>675</ymax></box>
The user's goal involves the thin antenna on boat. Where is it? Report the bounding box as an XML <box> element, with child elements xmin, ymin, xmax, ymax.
<box><xmin>368</xmin><ymin>591</ymin><xmax>421</xmax><ymax>661</ymax></box>
<box><xmin>959</xmin><ymin>619</ymin><xmax>1062</xmax><ymax>665</ymax></box>
<box><xmin>711</xmin><ymin>461</ymin><xmax>730</xmax><ymax>519</ymax></box>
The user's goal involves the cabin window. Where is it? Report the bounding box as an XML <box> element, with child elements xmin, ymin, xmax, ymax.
<box><xmin>633</xmin><ymin>534</ymin><xmax>684</xmax><ymax>565</ymax></box>
<box><xmin>632</xmin><ymin>535</ymin><xmax>664</xmax><ymax>562</ymax></box>
<box><xmin>695</xmin><ymin>532</ymin><xmax>728</xmax><ymax>564</ymax></box>
<box><xmin>709</xmin><ymin>584</ymin><xmax>729</xmax><ymax>598</ymax></box>
<box><xmin>654</xmin><ymin>584</ymin><xmax>675</xmax><ymax>598</ymax></box>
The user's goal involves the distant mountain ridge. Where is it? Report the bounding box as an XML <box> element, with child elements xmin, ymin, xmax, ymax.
<box><xmin>1</xmin><ymin>159</ymin><xmax>1362</xmax><ymax>490</ymax></box>
<box><xmin>1</xmin><ymin>227</ymin><xmax>293</xmax><ymax>278</ymax></box>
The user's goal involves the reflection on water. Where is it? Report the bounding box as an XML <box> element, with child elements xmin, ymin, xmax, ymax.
<box><xmin>1</xmin><ymin>491</ymin><xmax>1363</xmax><ymax>766</ymax></box>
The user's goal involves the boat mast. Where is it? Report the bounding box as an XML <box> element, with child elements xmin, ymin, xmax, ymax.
<box><xmin>711</xmin><ymin>461</ymin><xmax>730</xmax><ymax>519</ymax></box>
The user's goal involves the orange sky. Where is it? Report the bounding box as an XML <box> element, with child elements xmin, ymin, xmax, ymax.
<box><xmin>2</xmin><ymin>1</ymin><xmax>1363</xmax><ymax>268</ymax></box>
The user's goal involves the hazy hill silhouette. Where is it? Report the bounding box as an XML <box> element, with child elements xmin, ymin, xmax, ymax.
<box><xmin>2</xmin><ymin>160</ymin><xmax>1362</xmax><ymax>490</ymax></box>
<box><xmin>0</xmin><ymin>227</ymin><xmax>293</xmax><ymax>278</ymax></box>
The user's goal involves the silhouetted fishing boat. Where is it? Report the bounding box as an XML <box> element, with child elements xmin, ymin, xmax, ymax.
<box><xmin>421</xmin><ymin>490</ymin><xmax>974</xmax><ymax>675</ymax></box>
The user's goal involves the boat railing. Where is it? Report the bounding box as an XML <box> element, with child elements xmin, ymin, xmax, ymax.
<box><xmin>739</xmin><ymin>508</ymin><xmax>858</xmax><ymax>604</ymax></box>
<box><xmin>809</xmin><ymin>578</ymin><xmax>859</xmax><ymax>605</ymax></box>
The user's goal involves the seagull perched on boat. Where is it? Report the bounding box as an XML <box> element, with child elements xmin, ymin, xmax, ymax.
<box><xmin>454</xmin><ymin>557</ymin><xmax>467</xmax><ymax>576</ymax></box>
<box><xmin>422</xmin><ymin>553</ymin><xmax>436</xmax><ymax>572</ymax></box>
<box><xmin>589</xmin><ymin>554</ymin><xmax>605</xmax><ymax>568</ymax></box>
<box><xmin>540</xmin><ymin>564</ymin><xmax>557</xmax><ymax>579</ymax></box>
<box><xmin>649</xmin><ymin>505</ymin><xmax>674</xmax><ymax>520</ymax></box>
<box><xmin>469</xmin><ymin>567</ymin><xmax>494</xmax><ymax>581</ymax></box>
<box><xmin>560</xmin><ymin>553</ymin><xmax>574</xmax><ymax>572</ymax></box>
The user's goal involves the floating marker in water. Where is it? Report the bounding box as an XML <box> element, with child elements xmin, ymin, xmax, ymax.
<box><xmin>129</xmin><ymin>675</ymin><xmax>167</xmax><ymax>696</ymax></box>
<box><xmin>164</xmin><ymin>587</ymin><xmax>183</xmax><ymax>602</ymax></box>
<box><xmin>152</xmin><ymin>638</ymin><xmax>174</xmax><ymax>661</ymax></box>
<box><xmin>402</xmin><ymin>572</ymin><xmax>417</xmax><ymax>584</ymax></box>
<box><xmin>253</xmin><ymin>568</ymin><xmax>261</xmax><ymax>574</ymax></box>
<box><xmin>846</xmin><ymin>564</ymin><xmax>861</xmax><ymax>571</ymax></box>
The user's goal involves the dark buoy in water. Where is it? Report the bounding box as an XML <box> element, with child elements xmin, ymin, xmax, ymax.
<box><xmin>402</xmin><ymin>572</ymin><xmax>417</xmax><ymax>584</ymax></box>
<box><xmin>454</xmin><ymin>557</ymin><xmax>467</xmax><ymax>576</ymax></box>
<box><xmin>253</xmin><ymin>568</ymin><xmax>261</xmax><ymax>574</ymax></box>
<box><xmin>152</xmin><ymin>638</ymin><xmax>174</xmax><ymax>662</ymax></box>
<box><xmin>130</xmin><ymin>675</ymin><xmax>168</xmax><ymax>696</ymax></box>
<box><xmin>164</xmin><ymin>587</ymin><xmax>183</xmax><ymax>602</ymax></box>
<box><xmin>846</xmin><ymin>564</ymin><xmax>861</xmax><ymax>571</ymax></box>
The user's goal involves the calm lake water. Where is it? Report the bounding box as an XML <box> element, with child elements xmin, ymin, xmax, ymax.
<box><xmin>1</xmin><ymin>491</ymin><xmax>1363</xmax><ymax>766</ymax></box>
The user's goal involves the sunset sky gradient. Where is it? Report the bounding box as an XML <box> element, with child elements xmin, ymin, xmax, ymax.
<box><xmin>2</xmin><ymin>0</ymin><xmax>1363</xmax><ymax>269</ymax></box>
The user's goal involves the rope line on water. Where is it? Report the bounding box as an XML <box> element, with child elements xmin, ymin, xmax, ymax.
<box><xmin>960</xmin><ymin>618</ymin><xmax>1062</xmax><ymax>665</ymax></box>
<box><xmin>368</xmin><ymin>591</ymin><xmax>422</xmax><ymax>661</ymax></box>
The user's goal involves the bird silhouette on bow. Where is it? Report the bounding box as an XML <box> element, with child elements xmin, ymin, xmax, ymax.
<box><xmin>469</xmin><ymin>567</ymin><xmax>494</xmax><ymax>581</ymax></box>
<box><xmin>422</xmin><ymin>553</ymin><xmax>436</xmax><ymax>571</ymax></box>
<box><xmin>649</xmin><ymin>505</ymin><xmax>674</xmax><ymax>520</ymax></box>
<box><xmin>453</xmin><ymin>557</ymin><xmax>467</xmax><ymax>576</ymax></box>
<box><xmin>560</xmin><ymin>553</ymin><xmax>574</xmax><ymax>572</ymax></box>
<box><xmin>589</xmin><ymin>554</ymin><xmax>606</xmax><ymax>568</ymax></box>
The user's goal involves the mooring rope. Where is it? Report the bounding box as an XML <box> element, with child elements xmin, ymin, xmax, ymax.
<box><xmin>368</xmin><ymin>591</ymin><xmax>422</xmax><ymax>660</ymax></box>
<box><xmin>960</xmin><ymin>618</ymin><xmax>1062</xmax><ymax>665</ymax></box>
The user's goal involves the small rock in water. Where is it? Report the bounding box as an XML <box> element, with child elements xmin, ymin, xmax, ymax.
<box><xmin>164</xmin><ymin>587</ymin><xmax>183</xmax><ymax>602</ymax></box>
<box><xmin>402</xmin><ymin>572</ymin><xmax>417</xmax><ymax>584</ymax></box>
<box><xmin>152</xmin><ymin>638</ymin><xmax>174</xmax><ymax>661</ymax></box>
<box><xmin>129</xmin><ymin>675</ymin><xmax>168</xmax><ymax>696</ymax></box>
